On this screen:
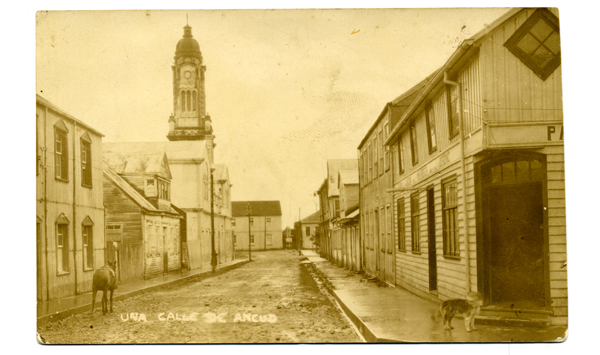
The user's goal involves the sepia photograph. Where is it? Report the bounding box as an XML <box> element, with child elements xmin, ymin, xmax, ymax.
<box><xmin>31</xmin><ymin>3</ymin><xmax>576</xmax><ymax>347</ymax></box>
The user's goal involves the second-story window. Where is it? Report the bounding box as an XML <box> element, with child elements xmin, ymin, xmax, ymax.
<box><xmin>55</xmin><ymin>128</ymin><xmax>69</xmax><ymax>181</ymax></box>
<box><xmin>379</xmin><ymin>131</ymin><xmax>384</xmax><ymax>176</ymax></box>
<box><xmin>384</xmin><ymin>123</ymin><xmax>390</xmax><ymax>171</ymax></box>
<box><xmin>410</xmin><ymin>122</ymin><xmax>418</xmax><ymax>166</ymax></box>
<box><xmin>397</xmin><ymin>137</ymin><xmax>405</xmax><ymax>175</ymax></box>
<box><xmin>425</xmin><ymin>107</ymin><xmax>437</xmax><ymax>154</ymax></box>
<box><xmin>447</xmin><ymin>85</ymin><xmax>460</xmax><ymax>138</ymax></box>
<box><xmin>81</xmin><ymin>138</ymin><xmax>92</xmax><ymax>187</ymax></box>
<box><xmin>373</xmin><ymin>137</ymin><xmax>378</xmax><ymax>179</ymax></box>
<box><xmin>266</xmin><ymin>217</ymin><xmax>271</xmax><ymax>225</ymax></box>
<box><xmin>250</xmin><ymin>217</ymin><xmax>254</xmax><ymax>226</ymax></box>
<box><xmin>232</xmin><ymin>219</ymin><xmax>236</xmax><ymax>227</ymax></box>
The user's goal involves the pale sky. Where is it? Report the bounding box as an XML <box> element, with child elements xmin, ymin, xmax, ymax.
<box><xmin>36</xmin><ymin>7</ymin><xmax>536</xmax><ymax>228</ymax></box>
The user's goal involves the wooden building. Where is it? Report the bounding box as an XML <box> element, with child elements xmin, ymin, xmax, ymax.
<box><xmin>298</xmin><ymin>211</ymin><xmax>320</xmax><ymax>250</ymax></box>
<box><xmin>232</xmin><ymin>201</ymin><xmax>283</xmax><ymax>251</ymax></box>
<box><xmin>103</xmin><ymin>154</ymin><xmax>183</xmax><ymax>283</ymax></box>
<box><xmin>36</xmin><ymin>95</ymin><xmax>105</xmax><ymax>302</ymax></box>
<box><xmin>335</xmin><ymin>169</ymin><xmax>360</xmax><ymax>271</ymax></box>
<box><xmin>383</xmin><ymin>8</ymin><xmax>565</xmax><ymax>326</ymax></box>
<box><xmin>317</xmin><ymin>160</ymin><xmax>358</xmax><ymax>262</ymax></box>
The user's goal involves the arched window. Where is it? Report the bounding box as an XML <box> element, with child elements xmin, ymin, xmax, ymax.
<box><xmin>186</xmin><ymin>91</ymin><xmax>191</xmax><ymax>112</ymax></box>
<box><xmin>82</xmin><ymin>216</ymin><xmax>94</xmax><ymax>269</ymax></box>
<box><xmin>56</xmin><ymin>213</ymin><xmax>70</xmax><ymax>273</ymax></box>
<box><xmin>192</xmin><ymin>91</ymin><xmax>197</xmax><ymax>111</ymax></box>
<box><xmin>181</xmin><ymin>91</ymin><xmax>186</xmax><ymax>112</ymax></box>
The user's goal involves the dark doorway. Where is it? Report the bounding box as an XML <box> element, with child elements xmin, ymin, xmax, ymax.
<box><xmin>480</xmin><ymin>153</ymin><xmax>548</xmax><ymax>309</ymax></box>
<box><xmin>427</xmin><ymin>187</ymin><xmax>437</xmax><ymax>291</ymax></box>
<box><xmin>163</xmin><ymin>227</ymin><xmax>169</xmax><ymax>274</ymax></box>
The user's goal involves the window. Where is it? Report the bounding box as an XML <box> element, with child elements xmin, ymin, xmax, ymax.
<box><xmin>504</xmin><ymin>8</ymin><xmax>560</xmax><ymax>81</ymax></box>
<box><xmin>55</xmin><ymin>128</ymin><xmax>69</xmax><ymax>181</ymax></box>
<box><xmin>158</xmin><ymin>180</ymin><xmax>170</xmax><ymax>200</ymax></box>
<box><xmin>249</xmin><ymin>218</ymin><xmax>254</xmax><ymax>226</ymax></box>
<box><xmin>232</xmin><ymin>219</ymin><xmax>236</xmax><ymax>227</ymax></box>
<box><xmin>397</xmin><ymin>198</ymin><xmax>406</xmax><ymax>251</ymax></box>
<box><xmin>425</xmin><ymin>107</ymin><xmax>437</xmax><ymax>153</ymax></box>
<box><xmin>266</xmin><ymin>234</ymin><xmax>273</xmax><ymax>245</ymax></box>
<box><xmin>442</xmin><ymin>179</ymin><xmax>460</xmax><ymax>258</ymax></box>
<box><xmin>251</xmin><ymin>235</ymin><xmax>255</xmax><ymax>244</ymax></box>
<box><xmin>266</xmin><ymin>217</ymin><xmax>271</xmax><ymax>225</ymax></box>
<box><xmin>82</xmin><ymin>217</ymin><xmax>94</xmax><ymax>269</ymax></box>
<box><xmin>409</xmin><ymin>123</ymin><xmax>418</xmax><ymax>166</ymax></box>
<box><xmin>335</xmin><ymin>199</ymin><xmax>340</xmax><ymax>216</ymax></box>
<box><xmin>384</xmin><ymin>123</ymin><xmax>390</xmax><ymax>171</ymax></box>
<box><xmin>447</xmin><ymin>85</ymin><xmax>459</xmax><ymax>138</ymax></box>
<box><xmin>81</xmin><ymin>138</ymin><xmax>92</xmax><ymax>187</ymax></box>
<box><xmin>397</xmin><ymin>138</ymin><xmax>404</xmax><ymax>174</ymax></box>
<box><xmin>410</xmin><ymin>193</ymin><xmax>420</xmax><ymax>252</ymax></box>
<box><xmin>373</xmin><ymin>137</ymin><xmax>378</xmax><ymax>180</ymax></box>
<box><xmin>379</xmin><ymin>131</ymin><xmax>384</xmax><ymax>176</ymax></box>
<box><xmin>306</xmin><ymin>226</ymin><xmax>311</xmax><ymax>237</ymax></box>
<box><xmin>203</xmin><ymin>173</ymin><xmax>208</xmax><ymax>199</ymax></box>
<box><xmin>234</xmin><ymin>235</ymin><xmax>237</xmax><ymax>244</ymax></box>
<box><xmin>181</xmin><ymin>92</ymin><xmax>186</xmax><ymax>112</ymax></box>
<box><xmin>56</xmin><ymin>214</ymin><xmax>70</xmax><ymax>273</ymax></box>
<box><xmin>386</xmin><ymin>205</ymin><xmax>392</xmax><ymax>252</ymax></box>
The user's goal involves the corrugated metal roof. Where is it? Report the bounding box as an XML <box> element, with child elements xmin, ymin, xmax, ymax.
<box><xmin>36</xmin><ymin>94</ymin><xmax>104</xmax><ymax>137</ymax></box>
<box><xmin>104</xmin><ymin>152</ymin><xmax>171</xmax><ymax>179</ymax></box>
<box><xmin>103</xmin><ymin>161</ymin><xmax>180</xmax><ymax>216</ymax></box>
<box><xmin>232</xmin><ymin>201</ymin><xmax>282</xmax><ymax>217</ymax></box>
<box><xmin>103</xmin><ymin>141</ymin><xmax>209</xmax><ymax>161</ymax></box>
<box><xmin>327</xmin><ymin>159</ymin><xmax>358</xmax><ymax>196</ymax></box>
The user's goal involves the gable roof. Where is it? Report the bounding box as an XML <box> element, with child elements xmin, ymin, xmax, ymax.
<box><xmin>103</xmin><ymin>140</ymin><xmax>209</xmax><ymax>162</ymax></box>
<box><xmin>232</xmin><ymin>201</ymin><xmax>282</xmax><ymax>217</ymax></box>
<box><xmin>327</xmin><ymin>159</ymin><xmax>358</xmax><ymax>196</ymax></box>
<box><xmin>37</xmin><ymin>94</ymin><xmax>104</xmax><ymax>137</ymax></box>
<box><xmin>300</xmin><ymin>210</ymin><xmax>321</xmax><ymax>224</ymax></box>
<box><xmin>338</xmin><ymin>169</ymin><xmax>359</xmax><ymax>187</ymax></box>
<box><xmin>104</xmin><ymin>152</ymin><xmax>172</xmax><ymax>180</ymax></box>
<box><xmin>103</xmin><ymin>161</ymin><xmax>180</xmax><ymax>216</ymax></box>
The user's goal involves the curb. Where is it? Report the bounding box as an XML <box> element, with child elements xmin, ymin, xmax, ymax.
<box><xmin>37</xmin><ymin>260</ymin><xmax>250</xmax><ymax>327</ymax></box>
<box><xmin>302</xmin><ymin>261</ymin><xmax>398</xmax><ymax>343</ymax></box>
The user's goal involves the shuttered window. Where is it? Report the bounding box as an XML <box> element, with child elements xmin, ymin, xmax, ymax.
<box><xmin>409</xmin><ymin>123</ymin><xmax>418</xmax><ymax>166</ymax></box>
<box><xmin>397</xmin><ymin>137</ymin><xmax>404</xmax><ymax>174</ymax></box>
<box><xmin>447</xmin><ymin>85</ymin><xmax>460</xmax><ymax>138</ymax></box>
<box><xmin>426</xmin><ymin>107</ymin><xmax>437</xmax><ymax>153</ymax></box>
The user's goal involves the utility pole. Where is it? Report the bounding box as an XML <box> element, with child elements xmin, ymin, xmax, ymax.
<box><xmin>210</xmin><ymin>168</ymin><xmax>217</xmax><ymax>273</ymax></box>
<box><xmin>298</xmin><ymin>208</ymin><xmax>302</xmax><ymax>256</ymax></box>
<box><xmin>247</xmin><ymin>202</ymin><xmax>252</xmax><ymax>262</ymax></box>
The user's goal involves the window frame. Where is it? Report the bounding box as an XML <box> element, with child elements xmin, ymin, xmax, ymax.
<box><xmin>397</xmin><ymin>198</ymin><xmax>406</xmax><ymax>251</ymax></box>
<box><xmin>504</xmin><ymin>8</ymin><xmax>561</xmax><ymax>81</ymax></box>
<box><xmin>384</xmin><ymin>123</ymin><xmax>390</xmax><ymax>171</ymax></box>
<box><xmin>373</xmin><ymin>137</ymin><xmax>378</xmax><ymax>179</ymax></box>
<box><xmin>397</xmin><ymin>137</ymin><xmax>405</xmax><ymax>175</ymax></box>
<box><xmin>446</xmin><ymin>85</ymin><xmax>460</xmax><ymax>139</ymax></box>
<box><xmin>82</xmin><ymin>224</ymin><xmax>94</xmax><ymax>270</ymax></box>
<box><xmin>409</xmin><ymin>122</ymin><xmax>419</xmax><ymax>166</ymax></box>
<box><xmin>442</xmin><ymin>178</ymin><xmax>460</xmax><ymax>258</ymax></box>
<box><xmin>378</xmin><ymin>130</ymin><xmax>384</xmax><ymax>176</ymax></box>
<box><xmin>410</xmin><ymin>192</ymin><xmax>421</xmax><ymax>253</ymax></box>
<box><xmin>425</xmin><ymin>106</ymin><xmax>437</xmax><ymax>154</ymax></box>
<box><xmin>56</xmin><ymin>220</ymin><xmax>70</xmax><ymax>274</ymax></box>
<box><xmin>55</xmin><ymin>128</ymin><xmax>69</xmax><ymax>182</ymax></box>
<box><xmin>80</xmin><ymin>138</ymin><xmax>92</xmax><ymax>188</ymax></box>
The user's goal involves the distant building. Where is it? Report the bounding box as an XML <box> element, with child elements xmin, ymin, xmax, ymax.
<box><xmin>232</xmin><ymin>201</ymin><xmax>283</xmax><ymax>251</ymax></box>
<box><xmin>36</xmin><ymin>95</ymin><xmax>105</xmax><ymax>302</ymax></box>
<box><xmin>336</xmin><ymin>169</ymin><xmax>360</xmax><ymax>270</ymax></box>
<box><xmin>298</xmin><ymin>211</ymin><xmax>320</xmax><ymax>250</ymax></box>
<box><xmin>103</xmin><ymin>153</ymin><xmax>183</xmax><ymax>283</ymax></box>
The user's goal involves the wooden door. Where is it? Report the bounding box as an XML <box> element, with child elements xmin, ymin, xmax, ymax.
<box><xmin>385</xmin><ymin>206</ymin><xmax>394</xmax><ymax>283</ymax></box>
<box><xmin>163</xmin><ymin>227</ymin><xmax>168</xmax><ymax>274</ymax></box>
<box><xmin>488</xmin><ymin>183</ymin><xmax>545</xmax><ymax>308</ymax></box>
<box><xmin>427</xmin><ymin>187</ymin><xmax>437</xmax><ymax>291</ymax></box>
<box><xmin>374</xmin><ymin>210</ymin><xmax>380</xmax><ymax>275</ymax></box>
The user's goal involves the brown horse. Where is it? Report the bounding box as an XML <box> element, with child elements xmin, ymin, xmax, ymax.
<box><xmin>91</xmin><ymin>261</ymin><xmax>117</xmax><ymax>315</ymax></box>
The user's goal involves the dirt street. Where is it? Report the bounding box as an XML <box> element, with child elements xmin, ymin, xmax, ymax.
<box><xmin>37</xmin><ymin>250</ymin><xmax>361</xmax><ymax>344</ymax></box>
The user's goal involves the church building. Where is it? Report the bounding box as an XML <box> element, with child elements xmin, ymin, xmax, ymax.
<box><xmin>104</xmin><ymin>23</ymin><xmax>234</xmax><ymax>272</ymax></box>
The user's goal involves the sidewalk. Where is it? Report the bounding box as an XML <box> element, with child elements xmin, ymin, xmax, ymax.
<box><xmin>37</xmin><ymin>257</ymin><xmax>249</xmax><ymax>327</ymax></box>
<box><xmin>301</xmin><ymin>250</ymin><xmax>568</xmax><ymax>343</ymax></box>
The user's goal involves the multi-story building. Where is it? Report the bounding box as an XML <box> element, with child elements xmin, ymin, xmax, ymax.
<box><xmin>103</xmin><ymin>22</ymin><xmax>234</xmax><ymax>272</ymax></box>
<box><xmin>232</xmin><ymin>201</ymin><xmax>283</xmax><ymax>251</ymax></box>
<box><xmin>336</xmin><ymin>169</ymin><xmax>360</xmax><ymax>270</ymax></box>
<box><xmin>384</xmin><ymin>8</ymin><xmax>565</xmax><ymax>326</ymax></box>
<box><xmin>357</xmin><ymin>80</ymin><xmax>429</xmax><ymax>284</ymax></box>
<box><xmin>102</xmin><ymin>153</ymin><xmax>183</xmax><ymax>283</ymax></box>
<box><xmin>36</xmin><ymin>95</ymin><xmax>105</xmax><ymax>303</ymax></box>
<box><xmin>318</xmin><ymin>160</ymin><xmax>358</xmax><ymax>263</ymax></box>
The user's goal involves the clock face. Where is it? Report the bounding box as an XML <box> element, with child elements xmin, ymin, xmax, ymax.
<box><xmin>184</xmin><ymin>71</ymin><xmax>192</xmax><ymax>79</ymax></box>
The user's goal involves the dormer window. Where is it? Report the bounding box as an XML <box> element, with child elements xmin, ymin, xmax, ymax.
<box><xmin>504</xmin><ymin>8</ymin><xmax>560</xmax><ymax>80</ymax></box>
<box><xmin>157</xmin><ymin>179</ymin><xmax>170</xmax><ymax>201</ymax></box>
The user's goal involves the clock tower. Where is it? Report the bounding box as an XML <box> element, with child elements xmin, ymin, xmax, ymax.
<box><xmin>167</xmin><ymin>23</ymin><xmax>215</xmax><ymax>161</ymax></box>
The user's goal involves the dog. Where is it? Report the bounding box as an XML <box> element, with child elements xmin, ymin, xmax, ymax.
<box><xmin>431</xmin><ymin>292</ymin><xmax>483</xmax><ymax>331</ymax></box>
